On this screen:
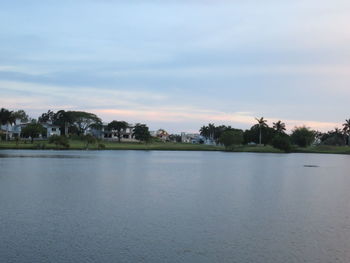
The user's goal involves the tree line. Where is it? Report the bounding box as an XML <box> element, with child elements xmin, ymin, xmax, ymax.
<box><xmin>1</xmin><ymin>108</ymin><xmax>350</xmax><ymax>151</ymax></box>
<box><xmin>200</xmin><ymin>117</ymin><xmax>350</xmax><ymax>152</ymax></box>
<box><xmin>0</xmin><ymin>108</ymin><xmax>151</xmax><ymax>143</ymax></box>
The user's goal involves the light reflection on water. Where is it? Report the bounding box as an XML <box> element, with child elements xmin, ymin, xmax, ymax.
<box><xmin>0</xmin><ymin>150</ymin><xmax>349</xmax><ymax>263</ymax></box>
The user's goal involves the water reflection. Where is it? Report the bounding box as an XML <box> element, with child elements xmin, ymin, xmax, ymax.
<box><xmin>0</xmin><ymin>150</ymin><xmax>349</xmax><ymax>263</ymax></box>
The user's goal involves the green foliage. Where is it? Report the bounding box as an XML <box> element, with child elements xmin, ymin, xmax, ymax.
<box><xmin>219</xmin><ymin>130</ymin><xmax>244</xmax><ymax>149</ymax></box>
<box><xmin>48</xmin><ymin>135</ymin><xmax>70</xmax><ymax>148</ymax></box>
<box><xmin>21</xmin><ymin>122</ymin><xmax>45</xmax><ymax>143</ymax></box>
<box><xmin>66</xmin><ymin>111</ymin><xmax>102</xmax><ymax>135</ymax></box>
<box><xmin>12</xmin><ymin>110</ymin><xmax>29</xmax><ymax>122</ymax></box>
<box><xmin>133</xmin><ymin>123</ymin><xmax>151</xmax><ymax>142</ymax></box>
<box><xmin>98</xmin><ymin>143</ymin><xmax>106</xmax><ymax>149</ymax></box>
<box><xmin>82</xmin><ymin>134</ymin><xmax>97</xmax><ymax>149</ymax></box>
<box><xmin>272</xmin><ymin>134</ymin><xmax>292</xmax><ymax>152</ymax></box>
<box><xmin>107</xmin><ymin>120</ymin><xmax>128</xmax><ymax>142</ymax></box>
<box><xmin>322</xmin><ymin>136</ymin><xmax>345</xmax><ymax>146</ymax></box>
<box><xmin>200</xmin><ymin>123</ymin><xmax>242</xmax><ymax>144</ymax></box>
<box><xmin>290</xmin><ymin>126</ymin><xmax>316</xmax><ymax>147</ymax></box>
<box><xmin>0</xmin><ymin>108</ymin><xmax>15</xmax><ymax>126</ymax></box>
<box><xmin>38</xmin><ymin>110</ymin><xmax>55</xmax><ymax>123</ymax></box>
<box><xmin>272</xmin><ymin>120</ymin><xmax>286</xmax><ymax>133</ymax></box>
<box><xmin>243</xmin><ymin>125</ymin><xmax>275</xmax><ymax>145</ymax></box>
<box><xmin>168</xmin><ymin>134</ymin><xmax>182</xmax><ymax>143</ymax></box>
<box><xmin>54</xmin><ymin>110</ymin><xmax>75</xmax><ymax>136</ymax></box>
<box><xmin>34</xmin><ymin>142</ymin><xmax>46</xmax><ymax>149</ymax></box>
<box><xmin>320</xmin><ymin>128</ymin><xmax>346</xmax><ymax>146</ymax></box>
<box><xmin>343</xmin><ymin>119</ymin><xmax>350</xmax><ymax>145</ymax></box>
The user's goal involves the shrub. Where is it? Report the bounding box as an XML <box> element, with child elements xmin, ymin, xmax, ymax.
<box><xmin>98</xmin><ymin>143</ymin><xmax>106</xmax><ymax>149</ymax></box>
<box><xmin>272</xmin><ymin>135</ymin><xmax>291</xmax><ymax>152</ymax></box>
<box><xmin>49</xmin><ymin>135</ymin><xmax>70</xmax><ymax>148</ymax></box>
<box><xmin>34</xmin><ymin>142</ymin><xmax>46</xmax><ymax>149</ymax></box>
<box><xmin>219</xmin><ymin>130</ymin><xmax>244</xmax><ymax>149</ymax></box>
<box><xmin>82</xmin><ymin>134</ymin><xmax>97</xmax><ymax>149</ymax></box>
<box><xmin>291</xmin><ymin>126</ymin><xmax>316</xmax><ymax>147</ymax></box>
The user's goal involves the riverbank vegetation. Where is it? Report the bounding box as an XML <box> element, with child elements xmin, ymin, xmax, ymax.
<box><xmin>1</xmin><ymin>108</ymin><xmax>350</xmax><ymax>154</ymax></box>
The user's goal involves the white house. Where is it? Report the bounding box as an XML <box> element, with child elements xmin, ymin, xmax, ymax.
<box><xmin>42</xmin><ymin>123</ymin><xmax>61</xmax><ymax>137</ymax></box>
<box><xmin>102</xmin><ymin>123</ymin><xmax>138</xmax><ymax>142</ymax></box>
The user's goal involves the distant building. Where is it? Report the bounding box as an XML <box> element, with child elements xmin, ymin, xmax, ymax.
<box><xmin>153</xmin><ymin>129</ymin><xmax>169</xmax><ymax>142</ymax></box>
<box><xmin>1</xmin><ymin>120</ymin><xmax>61</xmax><ymax>140</ymax></box>
<box><xmin>42</xmin><ymin>123</ymin><xmax>61</xmax><ymax>137</ymax></box>
<box><xmin>180</xmin><ymin>132</ymin><xmax>216</xmax><ymax>145</ymax></box>
<box><xmin>0</xmin><ymin>119</ymin><xmax>26</xmax><ymax>139</ymax></box>
<box><xmin>95</xmin><ymin>123</ymin><xmax>139</xmax><ymax>142</ymax></box>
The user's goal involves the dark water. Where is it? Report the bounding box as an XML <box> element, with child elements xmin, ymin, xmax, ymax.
<box><xmin>1</xmin><ymin>150</ymin><xmax>350</xmax><ymax>263</ymax></box>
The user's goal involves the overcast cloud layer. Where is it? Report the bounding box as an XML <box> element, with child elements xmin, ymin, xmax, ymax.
<box><xmin>1</xmin><ymin>0</ymin><xmax>350</xmax><ymax>132</ymax></box>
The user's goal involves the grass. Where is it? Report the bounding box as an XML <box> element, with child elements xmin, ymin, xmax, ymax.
<box><xmin>0</xmin><ymin>140</ymin><xmax>224</xmax><ymax>151</ymax></box>
<box><xmin>0</xmin><ymin>140</ymin><xmax>349</xmax><ymax>154</ymax></box>
<box><xmin>295</xmin><ymin>145</ymin><xmax>350</xmax><ymax>155</ymax></box>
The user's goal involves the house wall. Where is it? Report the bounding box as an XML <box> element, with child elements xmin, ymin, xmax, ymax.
<box><xmin>46</xmin><ymin>127</ymin><xmax>61</xmax><ymax>137</ymax></box>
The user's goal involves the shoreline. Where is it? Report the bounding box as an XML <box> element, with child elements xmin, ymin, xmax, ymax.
<box><xmin>1</xmin><ymin>141</ymin><xmax>350</xmax><ymax>155</ymax></box>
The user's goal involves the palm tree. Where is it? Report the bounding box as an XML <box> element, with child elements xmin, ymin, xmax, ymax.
<box><xmin>199</xmin><ymin>125</ymin><xmax>209</xmax><ymax>137</ymax></box>
<box><xmin>208</xmin><ymin>123</ymin><xmax>216</xmax><ymax>141</ymax></box>
<box><xmin>343</xmin><ymin>119</ymin><xmax>350</xmax><ymax>146</ymax></box>
<box><xmin>273</xmin><ymin>120</ymin><xmax>286</xmax><ymax>133</ymax></box>
<box><xmin>255</xmin><ymin>117</ymin><xmax>268</xmax><ymax>145</ymax></box>
<box><xmin>0</xmin><ymin>108</ymin><xmax>16</xmax><ymax>141</ymax></box>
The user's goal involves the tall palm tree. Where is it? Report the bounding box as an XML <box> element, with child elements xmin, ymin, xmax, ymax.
<box><xmin>343</xmin><ymin>119</ymin><xmax>350</xmax><ymax>146</ymax></box>
<box><xmin>273</xmin><ymin>120</ymin><xmax>286</xmax><ymax>133</ymax></box>
<box><xmin>208</xmin><ymin>123</ymin><xmax>216</xmax><ymax>141</ymax></box>
<box><xmin>199</xmin><ymin>125</ymin><xmax>210</xmax><ymax>139</ymax></box>
<box><xmin>255</xmin><ymin>117</ymin><xmax>268</xmax><ymax>145</ymax></box>
<box><xmin>0</xmin><ymin>108</ymin><xmax>16</xmax><ymax>141</ymax></box>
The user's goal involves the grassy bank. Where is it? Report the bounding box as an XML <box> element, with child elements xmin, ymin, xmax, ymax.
<box><xmin>0</xmin><ymin>140</ymin><xmax>349</xmax><ymax>154</ymax></box>
<box><xmin>0</xmin><ymin>140</ymin><xmax>224</xmax><ymax>151</ymax></box>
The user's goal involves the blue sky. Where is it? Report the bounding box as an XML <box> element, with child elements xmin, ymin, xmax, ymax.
<box><xmin>1</xmin><ymin>0</ymin><xmax>350</xmax><ymax>132</ymax></box>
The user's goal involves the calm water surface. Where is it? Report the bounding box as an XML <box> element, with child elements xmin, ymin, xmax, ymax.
<box><xmin>1</xmin><ymin>150</ymin><xmax>350</xmax><ymax>263</ymax></box>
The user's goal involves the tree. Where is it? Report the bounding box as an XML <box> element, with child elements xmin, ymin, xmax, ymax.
<box><xmin>273</xmin><ymin>120</ymin><xmax>286</xmax><ymax>134</ymax></box>
<box><xmin>168</xmin><ymin>134</ymin><xmax>182</xmax><ymax>143</ymax></box>
<box><xmin>133</xmin><ymin>124</ymin><xmax>151</xmax><ymax>142</ymax></box>
<box><xmin>243</xmin><ymin>124</ymin><xmax>275</xmax><ymax>145</ymax></box>
<box><xmin>290</xmin><ymin>126</ymin><xmax>316</xmax><ymax>147</ymax></box>
<box><xmin>200</xmin><ymin>125</ymin><xmax>210</xmax><ymax>139</ymax></box>
<box><xmin>0</xmin><ymin>108</ymin><xmax>16</xmax><ymax>141</ymax></box>
<box><xmin>38</xmin><ymin>110</ymin><xmax>55</xmax><ymax>123</ymax></box>
<box><xmin>219</xmin><ymin>130</ymin><xmax>244</xmax><ymax>149</ymax></box>
<box><xmin>21</xmin><ymin>122</ymin><xmax>45</xmax><ymax>143</ymax></box>
<box><xmin>320</xmin><ymin>128</ymin><xmax>346</xmax><ymax>146</ymax></box>
<box><xmin>343</xmin><ymin>119</ymin><xmax>350</xmax><ymax>146</ymax></box>
<box><xmin>107</xmin><ymin>120</ymin><xmax>128</xmax><ymax>142</ymax></box>
<box><xmin>54</xmin><ymin>110</ymin><xmax>74</xmax><ymax>136</ymax></box>
<box><xmin>67</xmin><ymin>111</ymin><xmax>102</xmax><ymax>135</ymax></box>
<box><xmin>200</xmin><ymin>124</ymin><xmax>236</xmax><ymax>144</ymax></box>
<box><xmin>255</xmin><ymin>117</ymin><xmax>268</xmax><ymax>145</ymax></box>
<box><xmin>272</xmin><ymin>134</ymin><xmax>291</xmax><ymax>152</ymax></box>
<box><xmin>12</xmin><ymin>110</ymin><xmax>29</xmax><ymax>122</ymax></box>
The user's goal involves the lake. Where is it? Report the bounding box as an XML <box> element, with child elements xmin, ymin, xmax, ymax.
<box><xmin>0</xmin><ymin>150</ymin><xmax>350</xmax><ymax>262</ymax></box>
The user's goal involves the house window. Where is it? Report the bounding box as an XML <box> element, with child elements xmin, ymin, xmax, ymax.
<box><xmin>52</xmin><ymin>128</ymin><xmax>56</xmax><ymax>131</ymax></box>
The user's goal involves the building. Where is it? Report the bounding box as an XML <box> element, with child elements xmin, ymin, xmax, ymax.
<box><xmin>1</xmin><ymin>120</ymin><xmax>61</xmax><ymax>140</ymax></box>
<box><xmin>42</xmin><ymin>123</ymin><xmax>61</xmax><ymax>137</ymax></box>
<box><xmin>101</xmin><ymin>123</ymin><xmax>138</xmax><ymax>142</ymax></box>
<box><xmin>0</xmin><ymin>119</ymin><xmax>25</xmax><ymax>139</ymax></box>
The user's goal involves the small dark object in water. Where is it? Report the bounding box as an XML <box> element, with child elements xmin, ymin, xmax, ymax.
<box><xmin>304</xmin><ymin>165</ymin><xmax>319</xmax><ymax>168</ymax></box>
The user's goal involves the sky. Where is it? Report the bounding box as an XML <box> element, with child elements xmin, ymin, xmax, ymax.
<box><xmin>1</xmin><ymin>0</ymin><xmax>350</xmax><ymax>133</ymax></box>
